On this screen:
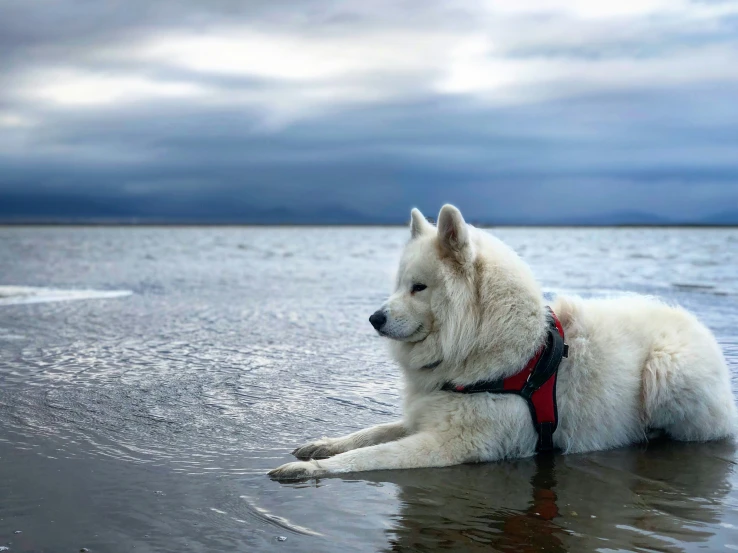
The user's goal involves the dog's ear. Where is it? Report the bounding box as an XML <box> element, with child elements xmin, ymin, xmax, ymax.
<box><xmin>410</xmin><ymin>208</ymin><xmax>433</xmax><ymax>239</ymax></box>
<box><xmin>437</xmin><ymin>204</ymin><xmax>474</xmax><ymax>265</ymax></box>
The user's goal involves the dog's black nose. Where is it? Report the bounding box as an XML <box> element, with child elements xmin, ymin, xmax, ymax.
<box><xmin>369</xmin><ymin>310</ymin><xmax>387</xmax><ymax>330</ymax></box>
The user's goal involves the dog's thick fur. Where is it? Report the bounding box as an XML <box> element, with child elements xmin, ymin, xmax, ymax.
<box><xmin>269</xmin><ymin>205</ymin><xmax>737</xmax><ymax>480</ymax></box>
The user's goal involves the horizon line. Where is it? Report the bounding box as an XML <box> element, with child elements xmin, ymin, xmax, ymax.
<box><xmin>1</xmin><ymin>221</ymin><xmax>737</xmax><ymax>229</ymax></box>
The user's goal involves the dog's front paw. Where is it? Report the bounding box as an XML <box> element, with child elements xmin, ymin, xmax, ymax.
<box><xmin>292</xmin><ymin>439</ymin><xmax>341</xmax><ymax>460</ymax></box>
<box><xmin>268</xmin><ymin>460</ymin><xmax>325</xmax><ymax>481</ymax></box>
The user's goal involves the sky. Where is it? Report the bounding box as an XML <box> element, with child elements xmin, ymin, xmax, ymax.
<box><xmin>1</xmin><ymin>0</ymin><xmax>738</xmax><ymax>224</ymax></box>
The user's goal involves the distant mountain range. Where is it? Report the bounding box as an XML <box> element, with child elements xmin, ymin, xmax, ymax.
<box><xmin>0</xmin><ymin>192</ymin><xmax>396</xmax><ymax>225</ymax></box>
<box><xmin>0</xmin><ymin>192</ymin><xmax>736</xmax><ymax>226</ymax></box>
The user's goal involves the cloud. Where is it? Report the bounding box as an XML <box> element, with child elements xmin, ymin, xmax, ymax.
<box><xmin>1</xmin><ymin>0</ymin><xmax>738</xmax><ymax>223</ymax></box>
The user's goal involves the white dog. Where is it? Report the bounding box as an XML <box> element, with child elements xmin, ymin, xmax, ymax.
<box><xmin>269</xmin><ymin>204</ymin><xmax>737</xmax><ymax>480</ymax></box>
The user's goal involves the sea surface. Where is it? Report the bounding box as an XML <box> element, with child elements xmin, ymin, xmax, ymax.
<box><xmin>1</xmin><ymin>226</ymin><xmax>738</xmax><ymax>553</ymax></box>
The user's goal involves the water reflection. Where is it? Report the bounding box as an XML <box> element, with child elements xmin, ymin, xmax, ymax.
<box><xmin>349</xmin><ymin>439</ymin><xmax>736</xmax><ymax>552</ymax></box>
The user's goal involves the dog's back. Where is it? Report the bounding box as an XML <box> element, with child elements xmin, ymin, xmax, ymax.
<box><xmin>552</xmin><ymin>294</ymin><xmax>737</xmax><ymax>453</ymax></box>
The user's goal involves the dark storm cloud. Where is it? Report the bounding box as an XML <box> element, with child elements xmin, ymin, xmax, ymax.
<box><xmin>1</xmin><ymin>0</ymin><xmax>738</xmax><ymax>223</ymax></box>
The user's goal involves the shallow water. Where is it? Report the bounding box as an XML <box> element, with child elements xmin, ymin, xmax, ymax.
<box><xmin>1</xmin><ymin>226</ymin><xmax>737</xmax><ymax>553</ymax></box>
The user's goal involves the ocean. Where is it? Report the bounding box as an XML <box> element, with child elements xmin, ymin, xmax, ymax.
<box><xmin>1</xmin><ymin>226</ymin><xmax>737</xmax><ymax>552</ymax></box>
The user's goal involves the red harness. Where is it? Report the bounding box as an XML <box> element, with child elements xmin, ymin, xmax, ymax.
<box><xmin>441</xmin><ymin>307</ymin><xmax>568</xmax><ymax>452</ymax></box>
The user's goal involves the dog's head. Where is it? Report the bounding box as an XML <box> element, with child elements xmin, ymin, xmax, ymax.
<box><xmin>370</xmin><ymin>204</ymin><xmax>545</xmax><ymax>375</ymax></box>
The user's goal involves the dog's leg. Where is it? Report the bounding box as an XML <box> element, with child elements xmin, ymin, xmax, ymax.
<box><xmin>292</xmin><ymin>421</ymin><xmax>407</xmax><ymax>460</ymax></box>
<box><xmin>271</xmin><ymin>431</ymin><xmax>468</xmax><ymax>480</ymax></box>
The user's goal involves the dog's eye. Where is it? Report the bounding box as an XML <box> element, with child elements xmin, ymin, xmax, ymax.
<box><xmin>411</xmin><ymin>283</ymin><xmax>427</xmax><ymax>293</ymax></box>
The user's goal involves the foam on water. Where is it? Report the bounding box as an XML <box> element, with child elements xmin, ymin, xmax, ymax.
<box><xmin>0</xmin><ymin>285</ymin><xmax>132</xmax><ymax>306</ymax></box>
